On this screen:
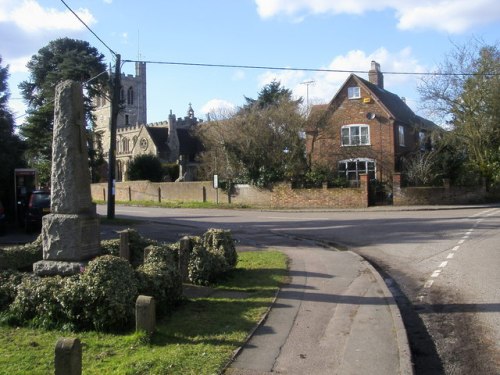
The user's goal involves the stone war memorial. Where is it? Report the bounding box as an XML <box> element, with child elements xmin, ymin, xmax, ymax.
<box><xmin>33</xmin><ymin>80</ymin><xmax>100</xmax><ymax>276</ymax></box>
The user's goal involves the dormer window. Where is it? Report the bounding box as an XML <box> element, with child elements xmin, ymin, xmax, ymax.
<box><xmin>347</xmin><ymin>86</ymin><xmax>361</xmax><ymax>99</ymax></box>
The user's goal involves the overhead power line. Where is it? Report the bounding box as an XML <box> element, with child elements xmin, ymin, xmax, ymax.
<box><xmin>122</xmin><ymin>59</ymin><xmax>498</xmax><ymax>77</ymax></box>
<box><xmin>59</xmin><ymin>0</ymin><xmax>117</xmax><ymax>57</ymax></box>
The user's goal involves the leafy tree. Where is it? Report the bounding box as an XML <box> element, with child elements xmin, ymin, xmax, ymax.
<box><xmin>0</xmin><ymin>57</ymin><xmax>25</xmax><ymax>215</ymax></box>
<box><xmin>242</xmin><ymin>79</ymin><xmax>302</xmax><ymax>111</ymax></box>
<box><xmin>18</xmin><ymin>38</ymin><xmax>108</xmax><ymax>184</ymax></box>
<box><xmin>418</xmin><ymin>39</ymin><xmax>500</xmax><ymax>187</ymax></box>
<box><xmin>198</xmin><ymin>82</ymin><xmax>307</xmax><ymax>187</ymax></box>
<box><xmin>127</xmin><ymin>154</ymin><xmax>164</xmax><ymax>182</ymax></box>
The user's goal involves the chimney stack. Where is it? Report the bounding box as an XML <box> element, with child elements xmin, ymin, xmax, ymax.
<box><xmin>368</xmin><ymin>61</ymin><xmax>384</xmax><ymax>89</ymax></box>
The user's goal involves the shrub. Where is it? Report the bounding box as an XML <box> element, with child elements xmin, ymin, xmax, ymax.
<box><xmin>101</xmin><ymin>229</ymin><xmax>157</xmax><ymax>267</ymax></box>
<box><xmin>0</xmin><ymin>235</ymin><xmax>43</xmax><ymax>270</ymax></box>
<box><xmin>8</xmin><ymin>275</ymin><xmax>68</xmax><ymax>329</ymax></box>
<box><xmin>188</xmin><ymin>243</ymin><xmax>227</xmax><ymax>286</ymax></box>
<box><xmin>127</xmin><ymin>154</ymin><xmax>164</xmax><ymax>182</ymax></box>
<box><xmin>136</xmin><ymin>245</ymin><xmax>182</xmax><ymax>315</ymax></box>
<box><xmin>80</xmin><ymin>255</ymin><xmax>138</xmax><ymax>331</ymax></box>
<box><xmin>0</xmin><ymin>270</ymin><xmax>24</xmax><ymax>311</ymax></box>
<box><xmin>203</xmin><ymin>229</ymin><xmax>238</xmax><ymax>269</ymax></box>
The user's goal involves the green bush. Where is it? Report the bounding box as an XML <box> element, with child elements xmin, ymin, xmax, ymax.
<box><xmin>80</xmin><ymin>255</ymin><xmax>138</xmax><ymax>331</ymax></box>
<box><xmin>101</xmin><ymin>229</ymin><xmax>157</xmax><ymax>267</ymax></box>
<box><xmin>136</xmin><ymin>245</ymin><xmax>182</xmax><ymax>315</ymax></box>
<box><xmin>203</xmin><ymin>229</ymin><xmax>238</xmax><ymax>269</ymax></box>
<box><xmin>8</xmin><ymin>275</ymin><xmax>68</xmax><ymax>329</ymax></box>
<box><xmin>0</xmin><ymin>235</ymin><xmax>43</xmax><ymax>270</ymax></box>
<box><xmin>188</xmin><ymin>243</ymin><xmax>227</xmax><ymax>286</ymax></box>
<box><xmin>0</xmin><ymin>270</ymin><xmax>24</xmax><ymax>311</ymax></box>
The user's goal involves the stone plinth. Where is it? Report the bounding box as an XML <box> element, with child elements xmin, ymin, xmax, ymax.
<box><xmin>42</xmin><ymin>213</ymin><xmax>100</xmax><ymax>261</ymax></box>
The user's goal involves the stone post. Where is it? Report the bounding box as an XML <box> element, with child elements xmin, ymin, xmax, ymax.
<box><xmin>179</xmin><ymin>236</ymin><xmax>191</xmax><ymax>282</ymax></box>
<box><xmin>119</xmin><ymin>230</ymin><xmax>130</xmax><ymax>261</ymax></box>
<box><xmin>55</xmin><ymin>338</ymin><xmax>82</xmax><ymax>375</ymax></box>
<box><xmin>136</xmin><ymin>295</ymin><xmax>156</xmax><ymax>336</ymax></box>
<box><xmin>33</xmin><ymin>81</ymin><xmax>100</xmax><ymax>276</ymax></box>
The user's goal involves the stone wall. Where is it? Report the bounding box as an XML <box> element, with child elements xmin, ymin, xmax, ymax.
<box><xmin>392</xmin><ymin>173</ymin><xmax>487</xmax><ymax>205</ymax></box>
<box><xmin>91</xmin><ymin>176</ymin><xmax>369</xmax><ymax>209</ymax></box>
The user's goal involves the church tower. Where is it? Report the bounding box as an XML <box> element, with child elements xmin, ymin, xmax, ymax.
<box><xmin>93</xmin><ymin>61</ymin><xmax>147</xmax><ymax>155</ymax></box>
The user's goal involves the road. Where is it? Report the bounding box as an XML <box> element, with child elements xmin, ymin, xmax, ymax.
<box><xmin>98</xmin><ymin>204</ymin><xmax>500</xmax><ymax>374</ymax></box>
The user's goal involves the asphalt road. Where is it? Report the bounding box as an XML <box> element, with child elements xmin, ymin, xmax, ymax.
<box><xmin>97</xmin><ymin>204</ymin><xmax>500</xmax><ymax>374</ymax></box>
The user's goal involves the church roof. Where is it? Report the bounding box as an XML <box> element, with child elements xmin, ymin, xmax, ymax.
<box><xmin>145</xmin><ymin>126</ymin><xmax>169</xmax><ymax>153</ymax></box>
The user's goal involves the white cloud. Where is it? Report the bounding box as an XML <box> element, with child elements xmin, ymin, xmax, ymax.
<box><xmin>254</xmin><ymin>0</ymin><xmax>500</xmax><ymax>33</ymax></box>
<box><xmin>201</xmin><ymin>99</ymin><xmax>236</xmax><ymax>117</ymax></box>
<box><xmin>5</xmin><ymin>55</ymin><xmax>30</xmax><ymax>73</ymax></box>
<box><xmin>255</xmin><ymin>47</ymin><xmax>426</xmax><ymax>109</ymax></box>
<box><xmin>1</xmin><ymin>0</ymin><xmax>95</xmax><ymax>33</ymax></box>
<box><xmin>232</xmin><ymin>69</ymin><xmax>246</xmax><ymax>81</ymax></box>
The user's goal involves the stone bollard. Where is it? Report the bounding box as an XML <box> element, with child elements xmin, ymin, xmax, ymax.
<box><xmin>55</xmin><ymin>338</ymin><xmax>82</xmax><ymax>375</ymax></box>
<box><xmin>179</xmin><ymin>236</ymin><xmax>191</xmax><ymax>282</ymax></box>
<box><xmin>136</xmin><ymin>295</ymin><xmax>156</xmax><ymax>336</ymax></box>
<box><xmin>119</xmin><ymin>230</ymin><xmax>130</xmax><ymax>261</ymax></box>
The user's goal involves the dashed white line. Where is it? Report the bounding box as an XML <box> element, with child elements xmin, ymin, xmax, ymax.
<box><xmin>458</xmin><ymin>239</ymin><xmax>465</xmax><ymax>244</ymax></box>
<box><xmin>452</xmin><ymin>245</ymin><xmax>460</xmax><ymax>251</ymax></box>
<box><xmin>424</xmin><ymin>280</ymin><xmax>434</xmax><ymax>288</ymax></box>
<box><xmin>439</xmin><ymin>261</ymin><xmax>448</xmax><ymax>268</ymax></box>
<box><xmin>431</xmin><ymin>270</ymin><xmax>441</xmax><ymax>278</ymax></box>
<box><xmin>446</xmin><ymin>253</ymin><xmax>454</xmax><ymax>259</ymax></box>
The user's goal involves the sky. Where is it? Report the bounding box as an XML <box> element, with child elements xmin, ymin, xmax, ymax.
<box><xmin>1</xmin><ymin>0</ymin><xmax>499</xmax><ymax>128</ymax></box>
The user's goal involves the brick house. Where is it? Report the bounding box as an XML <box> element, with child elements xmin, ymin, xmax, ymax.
<box><xmin>305</xmin><ymin>61</ymin><xmax>439</xmax><ymax>190</ymax></box>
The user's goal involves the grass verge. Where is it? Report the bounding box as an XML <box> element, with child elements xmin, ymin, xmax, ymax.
<box><xmin>93</xmin><ymin>200</ymin><xmax>252</xmax><ymax>210</ymax></box>
<box><xmin>0</xmin><ymin>250</ymin><xmax>287</xmax><ymax>375</ymax></box>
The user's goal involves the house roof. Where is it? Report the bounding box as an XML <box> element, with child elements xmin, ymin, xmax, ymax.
<box><xmin>308</xmin><ymin>74</ymin><xmax>439</xmax><ymax>131</ymax></box>
<box><xmin>145</xmin><ymin>126</ymin><xmax>169</xmax><ymax>153</ymax></box>
<box><xmin>177</xmin><ymin>128</ymin><xmax>202</xmax><ymax>155</ymax></box>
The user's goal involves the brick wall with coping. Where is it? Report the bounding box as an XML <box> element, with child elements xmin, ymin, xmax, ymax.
<box><xmin>392</xmin><ymin>173</ymin><xmax>487</xmax><ymax>205</ymax></box>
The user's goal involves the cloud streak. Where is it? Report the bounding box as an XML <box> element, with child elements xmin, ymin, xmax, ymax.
<box><xmin>254</xmin><ymin>0</ymin><xmax>500</xmax><ymax>33</ymax></box>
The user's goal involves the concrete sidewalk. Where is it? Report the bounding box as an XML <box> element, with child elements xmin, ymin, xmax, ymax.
<box><xmin>225</xmin><ymin>248</ymin><xmax>413</xmax><ymax>375</ymax></box>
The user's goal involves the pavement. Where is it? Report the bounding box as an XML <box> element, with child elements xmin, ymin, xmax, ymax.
<box><xmin>0</xmin><ymin>219</ymin><xmax>414</xmax><ymax>375</ymax></box>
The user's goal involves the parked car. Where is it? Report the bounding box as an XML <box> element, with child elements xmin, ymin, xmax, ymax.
<box><xmin>20</xmin><ymin>190</ymin><xmax>51</xmax><ymax>232</ymax></box>
<box><xmin>0</xmin><ymin>200</ymin><xmax>6</xmax><ymax>235</ymax></box>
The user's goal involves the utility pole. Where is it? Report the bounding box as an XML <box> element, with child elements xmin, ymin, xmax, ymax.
<box><xmin>107</xmin><ymin>54</ymin><xmax>121</xmax><ymax>219</ymax></box>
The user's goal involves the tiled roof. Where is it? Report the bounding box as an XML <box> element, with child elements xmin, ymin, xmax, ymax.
<box><xmin>145</xmin><ymin>126</ymin><xmax>169</xmax><ymax>153</ymax></box>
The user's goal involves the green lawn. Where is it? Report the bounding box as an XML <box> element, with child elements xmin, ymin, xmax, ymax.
<box><xmin>94</xmin><ymin>199</ymin><xmax>251</xmax><ymax>210</ymax></box>
<box><xmin>0</xmin><ymin>251</ymin><xmax>287</xmax><ymax>375</ymax></box>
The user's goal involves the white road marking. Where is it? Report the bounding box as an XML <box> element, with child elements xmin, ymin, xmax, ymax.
<box><xmin>447</xmin><ymin>253</ymin><xmax>454</xmax><ymax>259</ymax></box>
<box><xmin>458</xmin><ymin>239</ymin><xmax>465</xmax><ymax>244</ymax></box>
<box><xmin>424</xmin><ymin>280</ymin><xmax>434</xmax><ymax>288</ymax></box>
<box><xmin>439</xmin><ymin>261</ymin><xmax>448</xmax><ymax>268</ymax></box>
<box><xmin>431</xmin><ymin>270</ymin><xmax>441</xmax><ymax>278</ymax></box>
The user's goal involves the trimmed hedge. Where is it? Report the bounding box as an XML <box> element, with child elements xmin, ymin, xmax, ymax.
<box><xmin>0</xmin><ymin>236</ymin><xmax>43</xmax><ymax>270</ymax></box>
<box><xmin>100</xmin><ymin>228</ymin><xmax>157</xmax><ymax>267</ymax></box>
<box><xmin>187</xmin><ymin>229</ymin><xmax>238</xmax><ymax>285</ymax></box>
<box><xmin>136</xmin><ymin>245</ymin><xmax>182</xmax><ymax>315</ymax></box>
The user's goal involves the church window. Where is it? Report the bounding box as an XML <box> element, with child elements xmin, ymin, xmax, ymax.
<box><xmin>125</xmin><ymin>114</ymin><xmax>129</xmax><ymax>125</ymax></box>
<box><xmin>127</xmin><ymin>87</ymin><xmax>134</xmax><ymax>105</ymax></box>
<box><xmin>120</xmin><ymin>88</ymin><xmax>125</xmax><ymax>103</ymax></box>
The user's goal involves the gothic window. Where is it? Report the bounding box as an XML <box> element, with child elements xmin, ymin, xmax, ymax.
<box><xmin>122</xmin><ymin>138</ymin><xmax>130</xmax><ymax>153</ymax></box>
<box><xmin>127</xmin><ymin>87</ymin><xmax>134</xmax><ymax>105</ymax></box>
<box><xmin>125</xmin><ymin>114</ymin><xmax>129</xmax><ymax>125</ymax></box>
<box><xmin>120</xmin><ymin>88</ymin><xmax>125</xmax><ymax>103</ymax></box>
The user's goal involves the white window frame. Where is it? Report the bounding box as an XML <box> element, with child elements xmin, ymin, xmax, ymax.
<box><xmin>341</xmin><ymin>124</ymin><xmax>370</xmax><ymax>146</ymax></box>
<box><xmin>338</xmin><ymin>158</ymin><xmax>376</xmax><ymax>183</ymax></box>
<box><xmin>399</xmin><ymin>125</ymin><xmax>405</xmax><ymax>147</ymax></box>
<box><xmin>347</xmin><ymin>86</ymin><xmax>361</xmax><ymax>99</ymax></box>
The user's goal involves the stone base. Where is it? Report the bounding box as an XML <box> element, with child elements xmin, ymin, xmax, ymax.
<box><xmin>42</xmin><ymin>213</ymin><xmax>100</xmax><ymax>261</ymax></box>
<box><xmin>33</xmin><ymin>260</ymin><xmax>86</xmax><ymax>276</ymax></box>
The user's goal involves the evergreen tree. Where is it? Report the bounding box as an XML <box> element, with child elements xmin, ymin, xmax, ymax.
<box><xmin>18</xmin><ymin>38</ymin><xmax>108</xmax><ymax>184</ymax></box>
<box><xmin>0</xmin><ymin>57</ymin><xmax>25</xmax><ymax>215</ymax></box>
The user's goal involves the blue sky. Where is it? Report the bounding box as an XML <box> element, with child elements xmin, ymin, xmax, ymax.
<box><xmin>1</xmin><ymin>0</ymin><xmax>499</xmax><ymax>127</ymax></box>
